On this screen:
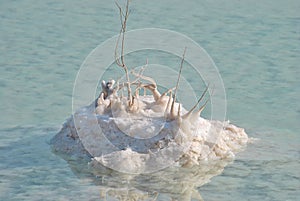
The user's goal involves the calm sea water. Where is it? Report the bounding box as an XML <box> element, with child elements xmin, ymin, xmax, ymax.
<box><xmin>1</xmin><ymin>0</ymin><xmax>299</xmax><ymax>200</ymax></box>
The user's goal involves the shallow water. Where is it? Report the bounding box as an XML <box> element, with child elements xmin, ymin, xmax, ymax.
<box><xmin>1</xmin><ymin>0</ymin><xmax>299</xmax><ymax>200</ymax></box>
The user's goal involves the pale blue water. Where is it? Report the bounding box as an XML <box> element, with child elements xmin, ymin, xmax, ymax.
<box><xmin>1</xmin><ymin>0</ymin><xmax>299</xmax><ymax>200</ymax></box>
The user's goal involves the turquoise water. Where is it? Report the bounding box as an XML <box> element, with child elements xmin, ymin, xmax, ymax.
<box><xmin>1</xmin><ymin>0</ymin><xmax>299</xmax><ymax>200</ymax></box>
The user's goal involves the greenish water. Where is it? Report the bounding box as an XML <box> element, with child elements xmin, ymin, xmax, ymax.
<box><xmin>1</xmin><ymin>0</ymin><xmax>299</xmax><ymax>200</ymax></box>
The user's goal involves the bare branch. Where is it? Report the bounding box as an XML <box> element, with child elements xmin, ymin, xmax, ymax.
<box><xmin>132</xmin><ymin>71</ymin><xmax>157</xmax><ymax>87</ymax></box>
<box><xmin>170</xmin><ymin>47</ymin><xmax>187</xmax><ymax>116</ymax></box>
<box><xmin>174</xmin><ymin>47</ymin><xmax>187</xmax><ymax>99</ymax></box>
<box><xmin>183</xmin><ymin>83</ymin><xmax>210</xmax><ymax>119</ymax></box>
<box><xmin>114</xmin><ymin>0</ymin><xmax>132</xmax><ymax>105</ymax></box>
<box><xmin>114</xmin><ymin>31</ymin><xmax>122</xmax><ymax>67</ymax></box>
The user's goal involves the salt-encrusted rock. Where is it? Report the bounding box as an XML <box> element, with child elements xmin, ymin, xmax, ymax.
<box><xmin>51</xmin><ymin>78</ymin><xmax>248</xmax><ymax>174</ymax></box>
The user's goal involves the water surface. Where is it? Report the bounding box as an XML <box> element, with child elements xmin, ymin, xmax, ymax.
<box><xmin>1</xmin><ymin>0</ymin><xmax>299</xmax><ymax>200</ymax></box>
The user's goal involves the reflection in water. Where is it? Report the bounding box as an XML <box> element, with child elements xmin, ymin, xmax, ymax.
<box><xmin>65</xmin><ymin>156</ymin><xmax>232</xmax><ymax>201</ymax></box>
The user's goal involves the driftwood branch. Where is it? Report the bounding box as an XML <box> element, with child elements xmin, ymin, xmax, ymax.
<box><xmin>115</xmin><ymin>0</ymin><xmax>132</xmax><ymax>105</ymax></box>
<box><xmin>170</xmin><ymin>47</ymin><xmax>187</xmax><ymax>117</ymax></box>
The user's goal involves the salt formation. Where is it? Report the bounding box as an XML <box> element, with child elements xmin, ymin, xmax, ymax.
<box><xmin>51</xmin><ymin>71</ymin><xmax>248</xmax><ymax>174</ymax></box>
<box><xmin>51</xmin><ymin>71</ymin><xmax>248</xmax><ymax>198</ymax></box>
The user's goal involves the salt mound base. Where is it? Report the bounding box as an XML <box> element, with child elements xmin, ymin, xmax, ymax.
<box><xmin>51</xmin><ymin>79</ymin><xmax>248</xmax><ymax>174</ymax></box>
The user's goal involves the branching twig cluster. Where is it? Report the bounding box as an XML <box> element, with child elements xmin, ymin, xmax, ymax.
<box><xmin>110</xmin><ymin>0</ymin><xmax>210</xmax><ymax>117</ymax></box>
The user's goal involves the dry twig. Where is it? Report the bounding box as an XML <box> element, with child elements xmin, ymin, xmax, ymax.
<box><xmin>115</xmin><ymin>0</ymin><xmax>133</xmax><ymax>105</ymax></box>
